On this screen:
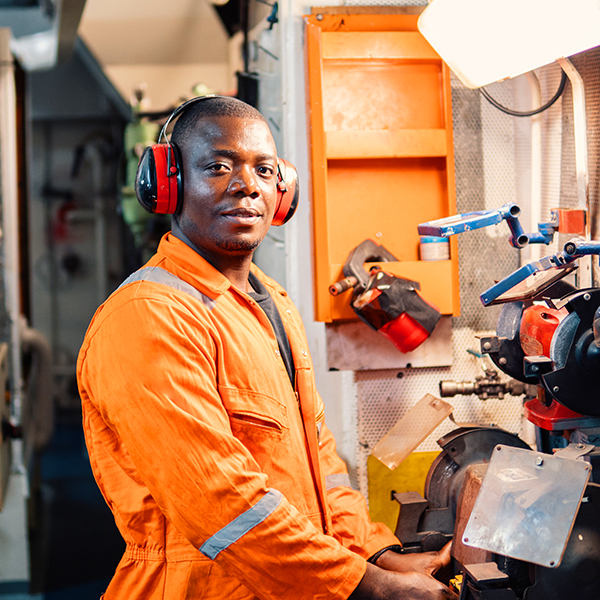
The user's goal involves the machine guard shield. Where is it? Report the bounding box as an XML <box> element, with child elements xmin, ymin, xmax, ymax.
<box><xmin>371</xmin><ymin>394</ymin><xmax>453</xmax><ymax>470</ymax></box>
<box><xmin>462</xmin><ymin>444</ymin><xmax>591</xmax><ymax>568</ymax></box>
<box><xmin>480</xmin><ymin>260</ymin><xmax>577</xmax><ymax>306</ymax></box>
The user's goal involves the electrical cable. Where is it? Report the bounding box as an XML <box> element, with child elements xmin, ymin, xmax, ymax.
<box><xmin>479</xmin><ymin>69</ymin><xmax>568</xmax><ymax>117</ymax></box>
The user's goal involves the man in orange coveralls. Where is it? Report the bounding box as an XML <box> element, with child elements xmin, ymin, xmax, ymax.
<box><xmin>77</xmin><ymin>96</ymin><xmax>457</xmax><ymax>600</ymax></box>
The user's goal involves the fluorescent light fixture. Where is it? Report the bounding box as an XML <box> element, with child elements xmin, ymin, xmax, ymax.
<box><xmin>418</xmin><ymin>0</ymin><xmax>600</xmax><ymax>88</ymax></box>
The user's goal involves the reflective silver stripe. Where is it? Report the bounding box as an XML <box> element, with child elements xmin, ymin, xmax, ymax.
<box><xmin>199</xmin><ymin>489</ymin><xmax>283</xmax><ymax>559</ymax></box>
<box><xmin>119</xmin><ymin>266</ymin><xmax>216</xmax><ymax>310</ymax></box>
<box><xmin>325</xmin><ymin>473</ymin><xmax>352</xmax><ymax>490</ymax></box>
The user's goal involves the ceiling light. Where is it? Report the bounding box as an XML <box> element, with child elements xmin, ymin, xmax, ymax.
<box><xmin>418</xmin><ymin>0</ymin><xmax>600</xmax><ymax>88</ymax></box>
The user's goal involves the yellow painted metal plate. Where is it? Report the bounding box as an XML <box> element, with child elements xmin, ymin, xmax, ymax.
<box><xmin>368</xmin><ymin>451</ymin><xmax>440</xmax><ymax>532</ymax></box>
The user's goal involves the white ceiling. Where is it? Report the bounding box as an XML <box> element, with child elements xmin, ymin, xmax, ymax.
<box><xmin>79</xmin><ymin>0</ymin><xmax>229</xmax><ymax>65</ymax></box>
<box><xmin>78</xmin><ymin>0</ymin><xmax>232</xmax><ymax>109</ymax></box>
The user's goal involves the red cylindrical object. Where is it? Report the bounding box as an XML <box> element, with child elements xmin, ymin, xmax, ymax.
<box><xmin>379</xmin><ymin>312</ymin><xmax>430</xmax><ymax>353</ymax></box>
<box><xmin>520</xmin><ymin>304</ymin><xmax>568</xmax><ymax>357</ymax></box>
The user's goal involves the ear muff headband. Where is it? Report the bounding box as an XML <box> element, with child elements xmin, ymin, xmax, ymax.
<box><xmin>135</xmin><ymin>95</ymin><xmax>299</xmax><ymax>226</ymax></box>
<box><xmin>157</xmin><ymin>95</ymin><xmax>219</xmax><ymax>143</ymax></box>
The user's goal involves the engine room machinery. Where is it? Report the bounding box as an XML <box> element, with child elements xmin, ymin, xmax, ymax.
<box><xmin>391</xmin><ymin>207</ymin><xmax>600</xmax><ymax>599</ymax></box>
<box><xmin>395</xmin><ymin>425</ymin><xmax>600</xmax><ymax>599</ymax></box>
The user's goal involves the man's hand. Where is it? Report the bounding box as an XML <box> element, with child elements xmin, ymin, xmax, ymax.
<box><xmin>374</xmin><ymin>542</ymin><xmax>452</xmax><ymax>577</ymax></box>
<box><xmin>348</xmin><ymin>562</ymin><xmax>458</xmax><ymax>600</ymax></box>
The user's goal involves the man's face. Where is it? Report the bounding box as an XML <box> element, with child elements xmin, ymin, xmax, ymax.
<box><xmin>177</xmin><ymin>115</ymin><xmax>278</xmax><ymax>267</ymax></box>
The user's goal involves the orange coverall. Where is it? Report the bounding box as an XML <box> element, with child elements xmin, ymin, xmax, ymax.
<box><xmin>77</xmin><ymin>233</ymin><xmax>399</xmax><ymax>599</ymax></box>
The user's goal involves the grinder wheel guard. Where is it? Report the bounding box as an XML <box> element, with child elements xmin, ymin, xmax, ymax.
<box><xmin>344</xmin><ymin>240</ymin><xmax>441</xmax><ymax>353</ymax></box>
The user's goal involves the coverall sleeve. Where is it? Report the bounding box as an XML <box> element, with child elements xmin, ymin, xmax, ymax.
<box><xmin>317</xmin><ymin>412</ymin><xmax>400</xmax><ymax>560</ymax></box>
<box><xmin>78</xmin><ymin>295</ymin><xmax>365</xmax><ymax>600</ymax></box>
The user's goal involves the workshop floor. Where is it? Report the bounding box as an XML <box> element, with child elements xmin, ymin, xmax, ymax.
<box><xmin>0</xmin><ymin>408</ymin><xmax>125</xmax><ymax>600</ymax></box>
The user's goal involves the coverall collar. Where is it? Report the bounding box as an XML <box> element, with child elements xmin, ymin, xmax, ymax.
<box><xmin>156</xmin><ymin>232</ymin><xmax>286</xmax><ymax>301</ymax></box>
<box><xmin>157</xmin><ymin>232</ymin><xmax>233</xmax><ymax>299</ymax></box>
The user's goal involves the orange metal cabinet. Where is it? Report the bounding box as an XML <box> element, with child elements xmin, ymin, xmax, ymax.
<box><xmin>305</xmin><ymin>12</ymin><xmax>460</xmax><ymax>323</ymax></box>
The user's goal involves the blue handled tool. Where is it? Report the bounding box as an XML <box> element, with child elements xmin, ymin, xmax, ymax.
<box><xmin>480</xmin><ymin>238</ymin><xmax>600</xmax><ymax>306</ymax></box>
<box><xmin>418</xmin><ymin>203</ymin><xmax>557</xmax><ymax>248</ymax></box>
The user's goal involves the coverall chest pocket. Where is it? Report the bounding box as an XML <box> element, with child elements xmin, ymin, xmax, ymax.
<box><xmin>219</xmin><ymin>387</ymin><xmax>289</xmax><ymax>469</ymax></box>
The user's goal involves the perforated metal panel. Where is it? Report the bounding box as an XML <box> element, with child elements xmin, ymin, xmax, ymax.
<box><xmin>355</xmin><ymin>330</ymin><xmax>530</xmax><ymax>495</ymax></box>
<box><xmin>561</xmin><ymin>49</ymin><xmax>600</xmax><ymax>284</ymax></box>
<box><xmin>539</xmin><ymin>64</ymin><xmax>565</xmax><ymax>231</ymax></box>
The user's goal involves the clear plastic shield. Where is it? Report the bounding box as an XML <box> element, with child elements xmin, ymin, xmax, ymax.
<box><xmin>371</xmin><ymin>394</ymin><xmax>453</xmax><ymax>470</ymax></box>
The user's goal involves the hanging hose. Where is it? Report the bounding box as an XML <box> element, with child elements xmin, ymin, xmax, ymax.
<box><xmin>479</xmin><ymin>68</ymin><xmax>567</xmax><ymax>117</ymax></box>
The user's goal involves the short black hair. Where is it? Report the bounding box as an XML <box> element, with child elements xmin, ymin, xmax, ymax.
<box><xmin>171</xmin><ymin>96</ymin><xmax>266</xmax><ymax>149</ymax></box>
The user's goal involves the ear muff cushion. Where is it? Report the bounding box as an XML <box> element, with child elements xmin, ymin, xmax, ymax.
<box><xmin>135</xmin><ymin>143</ymin><xmax>183</xmax><ymax>214</ymax></box>
<box><xmin>272</xmin><ymin>158</ymin><xmax>299</xmax><ymax>226</ymax></box>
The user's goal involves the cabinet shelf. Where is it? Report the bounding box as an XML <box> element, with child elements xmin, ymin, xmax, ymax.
<box><xmin>326</xmin><ymin>129</ymin><xmax>447</xmax><ymax>159</ymax></box>
<box><xmin>322</xmin><ymin>31</ymin><xmax>439</xmax><ymax>61</ymax></box>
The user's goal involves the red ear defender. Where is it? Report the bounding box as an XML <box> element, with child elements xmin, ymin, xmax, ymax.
<box><xmin>272</xmin><ymin>158</ymin><xmax>299</xmax><ymax>226</ymax></box>
<box><xmin>135</xmin><ymin>142</ymin><xmax>183</xmax><ymax>214</ymax></box>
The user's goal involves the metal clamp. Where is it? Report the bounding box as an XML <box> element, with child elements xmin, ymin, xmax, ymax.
<box><xmin>554</xmin><ymin>443</ymin><xmax>595</xmax><ymax>461</ymax></box>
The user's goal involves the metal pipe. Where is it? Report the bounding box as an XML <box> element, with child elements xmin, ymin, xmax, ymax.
<box><xmin>329</xmin><ymin>276</ymin><xmax>358</xmax><ymax>296</ymax></box>
<box><xmin>556</xmin><ymin>58</ymin><xmax>592</xmax><ymax>288</ymax></box>
<box><xmin>20</xmin><ymin>318</ymin><xmax>53</xmax><ymax>467</ymax></box>
<box><xmin>526</xmin><ymin>71</ymin><xmax>542</xmax><ymax>264</ymax></box>
<box><xmin>43</xmin><ymin>124</ymin><xmax>60</xmax><ymax>365</ymax></box>
<box><xmin>87</xmin><ymin>145</ymin><xmax>109</xmax><ymax>305</ymax></box>
<box><xmin>0</xmin><ymin>30</ymin><xmax>24</xmax><ymax>450</ymax></box>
